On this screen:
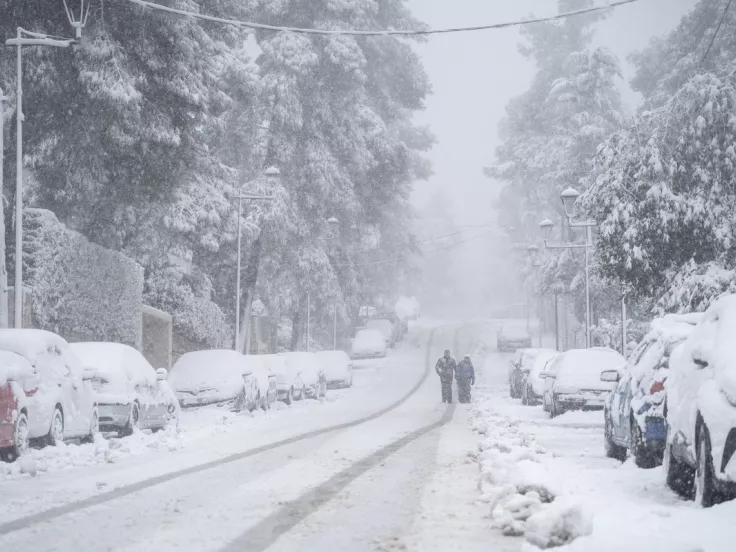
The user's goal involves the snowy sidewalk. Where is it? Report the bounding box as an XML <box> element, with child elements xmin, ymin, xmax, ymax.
<box><xmin>468</xmin><ymin>349</ymin><xmax>736</xmax><ymax>552</ymax></box>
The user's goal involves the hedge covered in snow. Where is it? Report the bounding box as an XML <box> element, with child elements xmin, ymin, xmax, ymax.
<box><xmin>20</xmin><ymin>208</ymin><xmax>144</xmax><ymax>347</ymax></box>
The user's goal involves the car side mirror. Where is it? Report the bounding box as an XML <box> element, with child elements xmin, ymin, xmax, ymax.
<box><xmin>82</xmin><ymin>367</ymin><xmax>96</xmax><ymax>381</ymax></box>
<box><xmin>600</xmin><ymin>370</ymin><xmax>620</xmax><ymax>383</ymax></box>
<box><xmin>156</xmin><ymin>368</ymin><xmax>168</xmax><ymax>381</ymax></box>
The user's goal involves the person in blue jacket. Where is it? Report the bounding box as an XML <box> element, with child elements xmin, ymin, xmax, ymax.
<box><xmin>456</xmin><ymin>354</ymin><xmax>476</xmax><ymax>403</ymax></box>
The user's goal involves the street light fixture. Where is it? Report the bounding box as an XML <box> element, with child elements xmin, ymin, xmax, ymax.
<box><xmin>540</xmin><ymin>188</ymin><xmax>596</xmax><ymax>348</ymax></box>
<box><xmin>6</xmin><ymin>26</ymin><xmax>77</xmax><ymax>328</ymax></box>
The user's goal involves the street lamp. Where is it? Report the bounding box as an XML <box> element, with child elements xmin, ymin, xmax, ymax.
<box><xmin>235</xmin><ymin>167</ymin><xmax>277</xmax><ymax>353</ymax></box>
<box><xmin>0</xmin><ymin>87</ymin><xmax>7</xmax><ymax>327</ymax></box>
<box><xmin>539</xmin><ymin>187</ymin><xmax>595</xmax><ymax>348</ymax></box>
<box><xmin>5</xmin><ymin>27</ymin><xmax>75</xmax><ymax>328</ymax></box>
<box><xmin>527</xmin><ymin>245</ymin><xmax>543</xmax><ymax>347</ymax></box>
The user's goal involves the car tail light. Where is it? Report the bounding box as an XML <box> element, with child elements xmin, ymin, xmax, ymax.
<box><xmin>650</xmin><ymin>381</ymin><xmax>665</xmax><ymax>395</ymax></box>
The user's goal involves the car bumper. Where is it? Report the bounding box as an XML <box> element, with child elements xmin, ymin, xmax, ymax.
<box><xmin>98</xmin><ymin>403</ymin><xmax>132</xmax><ymax>429</ymax></box>
<box><xmin>351</xmin><ymin>351</ymin><xmax>385</xmax><ymax>359</ymax></box>
<box><xmin>0</xmin><ymin>421</ymin><xmax>13</xmax><ymax>449</ymax></box>
<box><xmin>556</xmin><ymin>393</ymin><xmax>607</xmax><ymax>410</ymax></box>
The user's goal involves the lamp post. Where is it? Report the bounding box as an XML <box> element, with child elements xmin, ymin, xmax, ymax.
<box><xmin>539</xmin><ymin>186</ymin><xmax>595</xmax><ymax>348</ymax></box>
<box><xmin>234</xmin><ymin>167</ymin><xmax>277</xmax><ymax>353</ymax></box>
<box><xmin>0</xmin><ymin>87</ymin><xmax>7</xmax><ymax>328</ymax></box>
<box><xmin>306</xmin><ymin>216</ymin><xmax>340</xmax><ymax>352</ymax></box>
<box><xmin>527</xmin><ymin>245</ymin><xmax>542</xmax><ymax>348</ymax></box>
<box><xmin>5</xmin><ymin>28</ymin><xmax>74</xmax><ymax>328</ymax></box>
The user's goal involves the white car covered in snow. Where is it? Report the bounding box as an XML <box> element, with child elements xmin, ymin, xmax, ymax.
<box><xmin>351</xmin><ymin>329</ymin><xmax>388</xmax><ymax>359</ymax></box>
<box><xmin>168</xmin><ymin>350</ymin><xmax>257</xmax><ymax>409</ymax></box>
<box><xmin>541</xmin><ymin>347</ymin><xmax>625</xmax><ymax>418</ymax></box>
<box><xmin>0</xmin><ymin>329</ymin><xmax>98</xmax><ymax>448</ymax></box>
<box><xmin>70</xmin><ymin>342</ymin><xmax>178</xmax><ymax>435</ymax></box>
<box><xmin>278</xmin><ymin>352</ymin><xmax>326</xmax><ymax>400</ymax></box>
<box><xmin>664</xmin><ymin>295</ymin><xmax>736</xmax><ymax>506</ymax></box>
<box><xmin>316</xmin><ymin>350</ymin><xmax>354</xmax><ymax>389</ymax></box>
<box><xmin>241</xmin><ymin>355</ymin><xmax>278</xmax><ymax>409</ymax></box>
<box><xmin>521</xmin><ymin>350</ymin><xmax>558</xmax><ymax>406</ymax></box>
<box><xmin>261</xmin><ymin>354</ymin><xmax>297</xmax><ymax>405</ymax></box>
<box><xmin>366</xmin><ymin>319</ymin><xmax>397</xmax><ymax>348</ymax></box>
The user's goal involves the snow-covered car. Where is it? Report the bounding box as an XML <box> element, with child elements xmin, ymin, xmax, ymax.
<box><xmin>602</xmin><ymin>313</ymin><xmax>701</xmax><ymax>468</ymax></box>
<box><xmin>541</xmin><ymin>347</ymin><xmax>625</xmax><ymax>418</ymax></box>
<box><xmin>521</xmin><ymin>350</ymin><xmax>559</xmax><ymax>406</ymax></box>
<box><xmin>497</xmin><ymin>325</ymin><xmax>532</xmax><ymax>353</ymax></box>
<box><xmin>278</xmin><ymin>352</ymin><xmax>326</xmax><ymax>400</ymax></box>
<box><xmin>241</xmin><ymin>355</ymin><xmax>278</xmax><ymax>410</ymax></box>
<box><xmin>0</xmin><ymin>351</ymin><xmax>37</xmax><ymax>461</ymax></box>
<box><xmin>70</xmin><ymin>342</ymin><xmax>178</xmax><ymax>435</ymax></box>
<box><xmin>508</xmin><ymin>348</ymin><xmax>543</xmax><ymax>399</ymax></box>
<box><xmin>316</xmin><ymin>350</ymin><xmax>354</xmax><ymax>389</ymax></box>
<box><xmin>366</xmin><ymin>319</ymin><xmax>397</xmax><ymax>348</ymax></box>
<box><xmin>168</xmin><ymin>349</ymin><xmax>257</xmax><ymax>408</ymax></box>
<box><xmin>351</xmin><ymin>329</ymin><xmax>388</xmax><ymax>359</ymax></box>
<box><xmin>0</xmin><ymin>329</ymin><xmax>98</xmax><ymax>449</ymax></box>
<box><xmin>664</xmin><ymin>295</ymin><xmax>736</xmax><ymax>506</ymax></box>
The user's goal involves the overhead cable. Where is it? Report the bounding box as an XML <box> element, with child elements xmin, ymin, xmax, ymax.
<box><xmin>701</xmin><ymin>0</ymin><xmax>733</xmax><ymax>66</ymax></box>
<box><xmin>125</xmin><ymin>0</ymin><xmax>638</xmax><ymax>37</ymax></box>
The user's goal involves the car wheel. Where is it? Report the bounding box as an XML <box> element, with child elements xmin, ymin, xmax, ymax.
<box><xmin>121</xmin><ymin>403</ymin><xmax>141</xmax><ymax>437</ymax></box>
<box><xmin>604</xmin><ymin>415</ymin><xmax>627</xmax><ymax>461</ymax></box>
<box><xmin>521</xmin><ymin>384</ymin><xmax>529</xmax><ymax>406</ymax></box>
<box><xmin>630</xmin><ymin>417</ymin><xmax>659</xmax><ymax>469</ymax></box>
<box><xmin>284</xmin><ymin>387</ymin><xmax>293</xmax><ymax>406</ymax></box>
<box><xmin>81</xmin><ymin>409</ymin><xmax>99</xmax><ymax>444</ymax></box>
<box><xmin>550</xmin><ymin>396</ymin><xmax>560</xmax><ymax>419</ymax></box>
<box><xmin>47</xmin><ymin>407</ymin><xmax>64</xmax><ymax>447</ymax></box>
<box><xmin>694</xmin><ymin>425</ymin><xmax>721</xmax><ymax>507</ymax></box>
<box><xmin>663</xmin><ymin>423</ymin><xmax>695</xmax><ymax>497</ymax></box>
<box><xmin>11</xmin><ymin>412</ymin><xmax>30</xmax><ymax>460</ymax></box>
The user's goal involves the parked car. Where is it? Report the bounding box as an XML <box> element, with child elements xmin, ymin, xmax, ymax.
<box><xmin>497</xmin><ymin>325</ymin><xmax>532</xmax><ymax>353</ymax></box>
<box><xmin>168</xmin><ymin>349</ymin><xmax>257</xmax><ymax>409</ymax></box>
<box><xmin>262</xmin><ymin>354</ymin><xmax>297</xmax><ymax>405</ymax></box>
<box><xmin>0</xmin><ymin>329</ymin><xmax>98</xmax><ymax>453</ymax></box>
<box><xmin>366</xmin><ymin>319</ymin><xmax>397</xmax><ymax>348</ymax></box>
<box><xmin>508</xmin><ymin>348</ymin><xmax>542</xmax><ymax>399</ymax></box>
<box><xmin>376</xmin><ymin>313</ymin><xmax>408</xmax><ymax>339</ymax></box>
<box><xmin>521</xmin><ymin>350</ymin><xmax>559</xmax><ymax>406</ymax></box>
<box><xmin>351</xmin><ymin>329</ymin><xmax>388</xmax><ymax>359</ymax></box>
<box><xmin>70</xmin><ymin>342</ymin><xmax>179</xmax><ymax>435</ymax></box>
<box><xmin>241</xmin><ymin>355</ymin><xmax>278</xmax><ymax>410</ymax></box>
<box><xmin>541</xmin><ymin>347</ymin><xmax>625</xmax><ymax>418</ymax></box>
<box><xmin>664</xmin><ymin>295</ymin><xmax>736</xmax><ymax>507</ymax></box>
<box><xmin>602</xmin><ymin>314</ymin><xmax>701</xmax><ymax>468</ymax></box>
<box><xmin>278</xmin><ymin>352</ymin><xmax>326</xmax><ymax>400</ymax></box>
<box><xmin>316</xmin><ymin>350</ymin><xmax>354</xmax><ymax>389</ymax></box>
<box><xmin>1</xmin><ymin>351</ymin><xmax>37</xmax><ymax>461</ymax></box>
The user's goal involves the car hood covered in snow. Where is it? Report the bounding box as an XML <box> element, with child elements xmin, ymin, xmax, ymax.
<box><xmin>169</xmin><ymin>350</ymin><xmax>249</xmax><ymax>401</ymax></box>
<box><xmin>316</xmin><ymin>350</ymin><xmax>352</xmax><ymax>382</ymax></box>
<box><xmin>352</xmin><ymin>329</ymin><xmax>386</xmax><ymax>354</ymax></box>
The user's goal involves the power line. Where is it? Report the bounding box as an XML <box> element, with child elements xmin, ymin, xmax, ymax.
<box><xmin>701</xmin><ymin>0</ymin><xmax>733</xmax><ymax>66</ymax></box>
<box><xmin>125</xmin><ymin>0</ymin><xmax>639</xmax><ymax>37</ymax></box>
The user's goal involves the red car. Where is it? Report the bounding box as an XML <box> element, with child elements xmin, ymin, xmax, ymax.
<box><xmin>0</xmin><ymin>351</ymin><xmax>37</xmax><ymax>461</ymax></box>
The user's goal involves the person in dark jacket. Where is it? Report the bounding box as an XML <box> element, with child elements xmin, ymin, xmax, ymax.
<box><xmin>435</xmin><ymin>349</ymin><xmax>457</xmax><ymax>403</ymax></box>
<box><xmin>456</xmin><ymin>354</ymin><xmax>476</xmax><ymax>403</ymax></box>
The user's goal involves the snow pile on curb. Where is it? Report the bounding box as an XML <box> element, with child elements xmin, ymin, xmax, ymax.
<box><xmin>471</xmin><ymin>399</ymin><xmax>592</xmax><ymax>548</ymax></box>
<box><xmin>0</xmin><ymin>428</ymin><xmax>182</xmax><ymax>482</ymax></box>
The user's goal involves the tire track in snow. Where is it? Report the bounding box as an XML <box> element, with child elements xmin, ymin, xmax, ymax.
<box><xmin>220</xmin><ymin>330</ymin><xmax>458</xmax><ymax>552</ymax></box>
<box><xmin>0</xmin><ymin>330</ymin><xmax>437</xmax><ymax>537</ymax></box>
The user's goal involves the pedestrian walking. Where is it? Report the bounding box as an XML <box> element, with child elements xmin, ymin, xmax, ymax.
<box><xmin>435</xmin><ymin>349</ymin><xmax>457</xmax><ymax>403</ymax></box>
<box><xmin>456</xmin><ymin>354</ymin><xmax>476</xmax><ymax>403</ymax></box>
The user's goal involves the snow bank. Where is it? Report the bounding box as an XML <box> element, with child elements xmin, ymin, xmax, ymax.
<box><xmin>524</xmin><ymin>500</ymin><xmax>592</xmax><ymax>549</ymax></box>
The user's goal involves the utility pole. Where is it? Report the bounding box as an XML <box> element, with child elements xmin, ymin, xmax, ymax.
<box><xmin>0</xmin><ymin>87</ymin><xmax>8</xmax><ymax>328</ymax></box>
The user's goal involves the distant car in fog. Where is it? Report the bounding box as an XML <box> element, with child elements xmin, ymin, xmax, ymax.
<box><xmin>497</xmin><ymin>325</ymin><xmax>532</xmax><ymax>353</ymax></box>
<box><xmin>366</xmin><ymin>319</ymin><xmax>397</xmax><ymax>348</ymax></box>
<box><xmin>351</xmin><ymin>329</ymin><xmax>388</xmax><ymax>359</ymax></box>
<box><xmin>521</xmin><ymin>349</ymin><xmax>559</xmax><ymax>406</ymax></box>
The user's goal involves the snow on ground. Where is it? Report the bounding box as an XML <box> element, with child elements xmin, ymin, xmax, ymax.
<box><xmin>470</xmin><ymin>343</ymin><xmax>736</xmax><ymax>552</ymax></box>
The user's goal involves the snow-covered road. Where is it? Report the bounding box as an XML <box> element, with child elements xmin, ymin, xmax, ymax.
<box><xmin>0</xmin><ymin>322</ymin><xmax>509</xmax><ymax>552</ymax></box>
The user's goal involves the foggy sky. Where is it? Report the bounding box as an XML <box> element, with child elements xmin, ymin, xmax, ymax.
<box><xmin>407</xmin><ymin>0</ymin><xmax>698</xmax><ymax>224</ymax></box>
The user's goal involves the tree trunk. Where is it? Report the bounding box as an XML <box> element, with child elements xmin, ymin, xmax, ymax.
<box><xmin>290</xmin><ymin>305</ymin><xmax>302</xmax><ymax>352</ymax></box>
<box><xmin>238</xmin><ymin>234</ymin><xmax>264</xmax><ymax>353</ymax></box>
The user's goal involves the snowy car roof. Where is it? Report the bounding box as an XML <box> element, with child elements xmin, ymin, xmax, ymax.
<box><xmin>0</xmin><ymin>329</ymin><xmax>69</xmax><ymax>365</ymax></box>
<box><xmin>70</xmin><ymin>342</ymin><xmax>156</xmax><ymax>387</ymax></box>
